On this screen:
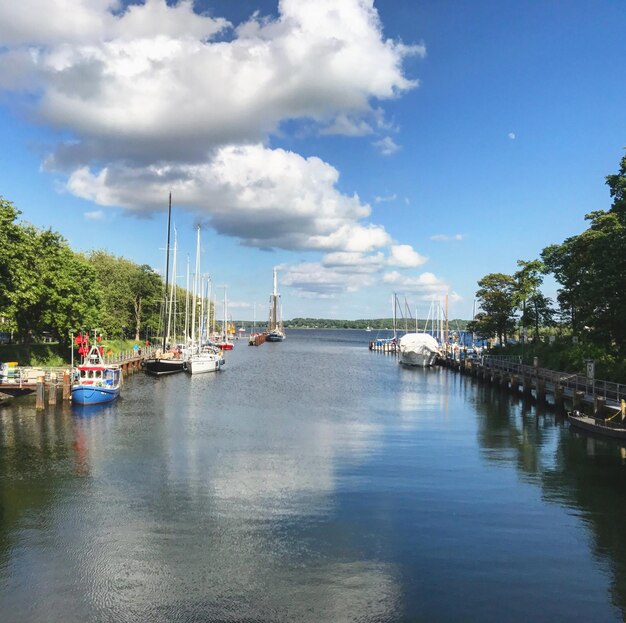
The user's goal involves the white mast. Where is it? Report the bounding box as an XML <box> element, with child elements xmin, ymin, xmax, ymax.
<box><xmin>191</xmin><ymin>225</ymin><xmax>200</xmax><ymax>347</ymax></box>
<box><xmin>184</xmin><ymin>254</ymin><xmax>190</xmax><ymax>343</ymax></box>
<box><xmin>223</xmin><ymin>285</ymin><xmax>228</xmax><ymax>341</ymax></box>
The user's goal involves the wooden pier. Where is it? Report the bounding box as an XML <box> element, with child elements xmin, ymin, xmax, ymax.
<box><xmin>0</xmin><ymin>347</ymin><xmax>157</xmax><ymax>407</ymax></box>
<box><xmin>439</xmin><ymin>352</ymin><xmax>626</xmax><ymax>418</ymax></box>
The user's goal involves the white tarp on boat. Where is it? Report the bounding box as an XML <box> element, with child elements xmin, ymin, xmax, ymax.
<box><xmin>398</xmin><ymin>333</ymin><xmax>440</xmax><ymax>367</ymax></box>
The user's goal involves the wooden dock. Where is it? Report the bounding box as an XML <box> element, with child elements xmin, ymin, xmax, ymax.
<box><xmin>439</xmin><ymin>352</ymin><xmax>626</xmax><ymax>417</ymax></box>
<box><xmin>0</xmin><ymin>347</ymin><xmax>157</xmax><ymax>407</ymax></box>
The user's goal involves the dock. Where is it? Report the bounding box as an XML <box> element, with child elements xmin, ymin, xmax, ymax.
<box><xmin>439</xmin><ymin>350</ymin><xmax>626</xmax><ymax>417</ymax></box>
<box><xmin>0</xmin><ymin>347</ymin><xmax>157</xmax><ymax>408</ymax></box>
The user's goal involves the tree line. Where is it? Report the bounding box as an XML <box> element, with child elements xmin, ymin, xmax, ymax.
<box><xmin>469</xmin><ymin>154</ymin><xmax>626</xmax><ymax>370</ymax></box>
<box><xmin>0</xmin><ymin>197</ymin><xmax>166</xmax><ymax>349</ymax></box>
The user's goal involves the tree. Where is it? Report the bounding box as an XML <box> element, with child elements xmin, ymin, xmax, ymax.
<box><xmin>6</xmin><ymin>225</ymin><xmax>101</xmax><ymax>346</ymax></box>
<box><xmin>542</xmin><ymin>154</ymin><xmax>626</xmax><ymax>352</ymax></box>
<box><xmin>473</xmin><ymin>273</ymin><xmax>517</xmax><ymax>346</ymax></box>
<box><xmin>513</xmin><ymin>259</ymin><xmax>551</xmax><ymax>339</ymax></box>
<box><xmin>87</xmin><ymin>251</ymin><xmax>163</xmax><ymax>341</ymax></box>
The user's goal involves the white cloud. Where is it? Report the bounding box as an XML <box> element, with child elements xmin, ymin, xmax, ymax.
<box><xmin>508</xmin><ymin>132</ymin><xmax>516</xmax><ymax>140</ymax></box>
<box><xmin>1</xmin><ymin>0</ymin><xmax>422</xmax><ymax>167</ymax></box>
<box><xmin>430</xmin><ymin>234</ymin><xmax>464</xmax><ymax>242</ymax></box>
<box><xmin>373</xmin><ymin>136</ymin><xmax>400</xmax><ymax>156</ymax></box>
<box><xmin>84</xmin><ymin>209</ymin><xmax>105</xmax><ymax>220</ymax></box>
<box><xmin>281</xmin><ymin>261</ymin><xmax>376</xmax><ymax>298</ymax></box>
<box><xmin>387</xmin><ymin>244</ymin><xmax>427</xmax><ymax>267</ymax></box>
<box><xmin>383</xmin><ymin>270</ymin><xmax>451</xmax><ymax>299</ymax></box>
<box><xmin>67</xmin><ymin>144</ymin><xmax>395</xmax><ymax>253</ymax></box>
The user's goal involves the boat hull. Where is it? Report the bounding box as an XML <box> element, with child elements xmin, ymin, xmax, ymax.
<box><xmin>144</xmin><ymin>358</ymin><xmax>187</xmax><ymax>376</ymax></box>
<box><xmin>71</xmin><ymin>385</ymin><xmax>119</xmax><ymax>405</ymax></box>
<box><xmin>399</xmin><ymin>351</ymin><xmax>438</xmax><ymax>367</ymax></box>
<box><xmin>568</xmin><ymin>413</ymin><xmax>626</xmax><ymax>440</ymax></box>
<box><xmin>187</xmin><ymin>357</ymin><xmax>221</xmax><ymax>374</ymax></box>
<box><xmin>266</xmin><ymin>331</ymin><xmax>285</xmax><ymax>342</ymax></box>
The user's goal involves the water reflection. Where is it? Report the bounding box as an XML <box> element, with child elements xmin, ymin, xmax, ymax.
<box><xmin>2</xmin><ymin>333</ymin><xmax>626</xmax><ymax>621</ymax></box>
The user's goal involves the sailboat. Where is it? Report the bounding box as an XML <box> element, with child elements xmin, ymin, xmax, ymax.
<box><xmin>266</xmin><ymin>267</ymin><xmax>285</xmax><ymax>342</ymax></box>
<box><xmin>186</xmin><ymin>226</ymin><xmax>223</xmax><ymax>374</ymax></box>
<box><xmin>144</xmin><ymin>193</ymin><xmax>187</xmax><ymax>375</ymax></box>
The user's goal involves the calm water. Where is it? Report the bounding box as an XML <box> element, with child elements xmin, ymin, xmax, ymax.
<box><xmin>2</xmin><ymin>329</ymin><xmax>626</xmax><ymax>622</ymax></box>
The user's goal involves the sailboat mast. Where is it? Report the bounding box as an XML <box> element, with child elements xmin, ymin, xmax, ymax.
<box><xmin>272</xmin><ymin>268</ymin><xmax>278</xmax><ymax>330</ymax></box>
<box><xmin>166</xmin><ymin>227</ymin><xmax>177</xmax><ymax>347</ymax></box>
<box><xmin>184</xmin><ymin>254</ymin><xmax>190</xmax><ymax>342</ymax></box>
<box><xmin>162</xmin><ymin>192</ymin><xmax>172</xmax><ymax>352</ymax></box>
<box><xmin>191</xmin><ymin>225</ymin><xmax>200</xmax><ymax>346</ymax></box>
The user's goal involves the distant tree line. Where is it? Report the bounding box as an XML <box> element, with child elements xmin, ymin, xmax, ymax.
<box><xmin>0</xmin><ymin>197</ymin><xmax>166</xmax><ymax>349</ymax></box>
<box><xmin>285</xmin><ymin>318</ymin><xmax>469</xmax><ymax>330</ymax></box>
<box><xmin>469</xmin><ymin>154</ymin><xmax>626</xmax><ymax>378</ymax></box>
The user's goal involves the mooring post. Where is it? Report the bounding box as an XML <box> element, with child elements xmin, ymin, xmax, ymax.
<box><xmin>510</xmin><ymin>374</ymin><xmax>518</xmax><ymax>394</ymax></box>
<box><xmin>621</xmin><ymin>399</ymin><xmax>626</xmax><ymax>421</ymax></box>
<box><xmin>537</xmin><ymin>379</ymin><xmax>546</xmax><ymax>403</ymax></box>
<box><xmin>63</xmin><ymin>370</ymin><xmax>71</xmax><ymax>400</ymax></box>
<box><xmin>36</xmin><ymin>375</ymin><xmax>45</xmax><ymax>410</ymax></box>
<box><xmin>594</xmin><ymin>396</ymin><xmax>606</xmax><ymax>418</ymax></box>
<box><xmin>573</xmin><ymin>390</ymin><xmax>585</xmax><ymax>410</ymax></box>
<box><xmin>48</xmin><ymin>372</ymin><xmax>57</xmax><ymax>405</ymax></box>
<box><xmin>554</xmin><ymin>385</ymin><xmax>564</xmax><ymax>411</ymax></box>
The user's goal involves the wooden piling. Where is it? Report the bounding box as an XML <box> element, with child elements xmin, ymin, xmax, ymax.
<box><xmin>36</xmin><ymin>375</ymin><xmax>45</xmax><ymax>410</ymax></box>
<box><xmin>554</xmin><ymin>385</ymin><xmax>564</xmax><ymax>410</ymax></box>
<box><xmin>621</xmin><ymin>399</ymin><xmax>626</xmax><ymax>421</ymax></box>
<box><xmin>573</xmin><ymin>390</ymin><xmax>585</xmax><ymax>410</ymax></box>
<box><xmin>536</xmin><ymin>379</ymin><xmax>546</xmax><ymax>403</ymax></box>
<box><xmin>594</xmin><ymin>396</ymin><xmax>606</xmax><ymax>418</ymax></box>
<box><xmin>63</xmin><ymin>370</ymin><xmax>71</xmax><ymax>400</ymax></box>
<box><xmin>48</xmin><ymin>372</ymin><xmax>57</xmax><ymax>405</ymax></box>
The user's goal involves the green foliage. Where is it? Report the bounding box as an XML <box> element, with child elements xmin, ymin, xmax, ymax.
<box><xmin>86</xmin><ymin>251</ymin><xmax>162</xmax><ymax>341</ymax></box>
<box><xmin>542</xmin><ymin>154</ymin><xmax>626</xmax><ymax>353</ymax></box>
<box><xmin>470</xmin><ymin>273</ymin><xmax>517</xmax><ymax>345</ymax></box>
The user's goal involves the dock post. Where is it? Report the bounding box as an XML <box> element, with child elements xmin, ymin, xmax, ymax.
<box><xmin>63</xmin><ymin>370</ymin><xmax>71</xmax><ymax>400</ymax></box>
<box><xmin>36</xmin><ymin>375</ymin><xmax>45</xmax><ymax>410</ymax></box>
<box><xmin>522</xmin><ymin>376</ymin><xmax>532</xmax><ymax>397</ymax></box>
<box><xmin>554</xmin><ymin>385</ymin><xmax>564</xmax><ymax>411</ymax></box>
<box><xmin>594</xmin><ymin>396</ymin><xmax>606</xmax><ymax>418</ymax></box>
<box><xmin>573</xmin><ymin>390</ymin><xmax>585</xmax><ymax>410</ymax></box>
<box><xmin>536</xmin><ymin>379</ymin><xmax>546</xmax><ymax>403</ymax></box>
<box><xmin>48</xmin><ymin>373</ymin><xmax>57</xmax><ymax>405</ymax></box>
<box><xmin>510</xmin><ymin>374</ymin><xmax>518</xmax><ymax>394</ymax></box>
<box><xmin>621</xmin><ymin>399</ymin><xmax>626</xmax><ymax>421</ymax></box>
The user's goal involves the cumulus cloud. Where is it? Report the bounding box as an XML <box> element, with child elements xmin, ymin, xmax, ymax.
<box><xmin>1</xmin><ymin>0</ymin><xmax>422</xmax><ymax>167</ymax></box>
<box><xmin>388</xmin><ymin>244</ymin><xmax>427</xmax><ymax>267</ymax></box>
<box><xmin>281</xmin><ymin>261</ymin><xmax>377</xmax><ymax>298</ymax></box>
<box><xmin>0</xmin><ymin>0</ymin><xmax>436</xmax><ymax>299</ymax></box>
<box><xmin>67</xmin><ymin>144</ymin><xmax>400</xmax><ymax>253</ymax></box>
<box><xmin>508</xmin><ymin>132</ymin><xmax>516</xmax><ymax>140</ymax></box>
<box><xmin>383</xmin><ymin>270</ymin><xmax>452</xmax><ymax>300</ymax></box>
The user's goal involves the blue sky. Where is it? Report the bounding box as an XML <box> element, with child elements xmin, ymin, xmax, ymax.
<box><xmin>0</xmin><ymin>0</ymin><xmax>624</xmax><ymax>321</ymax></box>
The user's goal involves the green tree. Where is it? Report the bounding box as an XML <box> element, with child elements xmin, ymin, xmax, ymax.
<box><xmin>87</xmin><ymin>251</ymin><xmax>162</xmax><ymax>341</ymax></box>
<box><xmin>6</xmin><ymin>226</ymin><xmax>101</xmax><ymax>346</ymax></box>
<box><xmin>513</xmin><ymin>259</ymin><xmax>550</xmax><ymax>339</ymax></box>
<box><xmin>472</xmin><ymin>273</ymin><xmax>517</xmax><ymax>346</ymax></box>
<box><xmin>542</xmin><ymin>154</ymin><xmax>626</xmax><ymax>351</ymax></box>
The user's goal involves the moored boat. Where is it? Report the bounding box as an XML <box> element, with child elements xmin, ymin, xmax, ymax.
<box><xmin>568</xmin><ymin>410</ymin><xmax>626</xmax><ymax>440</ymax></box>
<box><xmin>267</xmin><ymin>267</ymin><xmax>285</xmax><ymax>342</ymax></box>
<box><xmin>187</xmin><ymin>346</ymin><xmax>224</xmax><ymax>374</ymax></box>
<box><xmin>72</xmin><ymin>343</ymin><xmax>122</xmax><ymax>405</ymax></box>
<box><xmin>398</xmin><ymin>333</ymin><xmax>440</xmax><ymax>367</ymax></box>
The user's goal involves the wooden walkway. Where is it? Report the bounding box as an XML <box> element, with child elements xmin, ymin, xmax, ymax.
<box><xmin>440</xmin><ymin>353</ymin><xmax>626</xmax><ymax>416</ymax></box>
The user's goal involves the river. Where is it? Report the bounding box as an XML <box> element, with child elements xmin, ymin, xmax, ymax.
<box><xmin>1</xmin><ymin>329</ymin><xmax>626</xmax><ymax>622</ymax></box>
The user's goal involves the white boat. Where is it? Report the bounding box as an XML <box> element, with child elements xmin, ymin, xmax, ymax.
<box><xmin>398</xmin><ymin>333</ymin><xmax>440</xmax><ymax>367</ymax></box>
<box><xmin>187</xmin><ymin>346</ymin><xmax>223</xmax><ymax>375</ymax></box>
<box><xmin>185</xmin><ymin>226</ymin><xmax>225</xmax><ymax>374</ymax></box>
<box><xmin>267</xmin><ymin>267</ymin><xmax>285</xmax><ymax>342</ymax></box>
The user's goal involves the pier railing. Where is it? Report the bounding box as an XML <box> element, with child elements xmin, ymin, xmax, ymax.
<box><xmin>481</xmin><ymin>355</ymin><xmax>626</xmax><ymax>404</ymax></box>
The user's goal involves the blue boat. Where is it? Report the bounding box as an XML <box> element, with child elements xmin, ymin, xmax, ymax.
<box><xmin>72</xmin><ymin>343</ymin><xmax>122</xmax><ymax>406</ymax></box>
